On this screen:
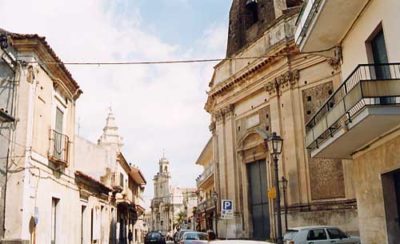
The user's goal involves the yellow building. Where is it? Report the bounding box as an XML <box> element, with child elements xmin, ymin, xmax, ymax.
<box><xmin>296</xmin><ymin>0</ymin><xmax>400</xmax><ymax>243</ymax></box>
<box><xmin>204</xmin><ymin>0</ymin><xmax>358</xmax><ymax>240</ymax></box>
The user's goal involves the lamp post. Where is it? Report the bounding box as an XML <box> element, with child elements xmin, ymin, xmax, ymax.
<box><xmin>269</xmin><ymin>132</ymin><xmax>283</xmax><ymax>244</ymax></box>
<box><xmin>212</xmin><ymin>191</ymin><xmax>219</xmax><ymax>238</ymax></box>
<box><xmin>280</xmin><ymin>176</ymin><xmax>288</xmax><ymax>231</ymax></box>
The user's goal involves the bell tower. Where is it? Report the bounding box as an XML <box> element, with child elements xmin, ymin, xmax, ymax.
<box><xmin>226</xmin><ymin>0</ymin><xmax>303</xmax><ymax>57</ymax></box>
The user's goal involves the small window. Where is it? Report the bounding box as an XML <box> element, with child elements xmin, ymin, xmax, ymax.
<box><xmin>307</xmin><ymin>229</ymin><xmax>327</xmax><ymax>241</ymax></box>
<box><xmin>120</xmin><ymin>173</ymin><xmax>124</xmax><ymax>187</ymax></box>
<box><xmin>307</xmin><ymin>96</ymin><xmax>312</xmax><ymax>102</ymax></box>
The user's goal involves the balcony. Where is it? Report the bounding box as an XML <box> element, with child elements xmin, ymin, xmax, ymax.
<box><xmin>196</xmin><ymin>198</ymin><xmax>216</xmax><ymax>213</ymax></box>
<box><xmin>196</xmin><ymin>163</ymin><xmax>214</xmax><ymax>188</ymax></box>
<box><xmin>306</xmin><ymin>63</ymin><xmax>400</xmax><ymax>159</ymax></box>
<box><xmin>295</xmin><ymin>0</ymin><xmax>368</xmax><ymax>52</ymax></box>
<box><xmin>48</xmin><ymin>129</ymin><xmax>69</xmax><ymax>167</ymax></box>
<box><xmin>0</xmin><ymin>108</ymin><xmax>14</xmax><ymax>123</ymax></box>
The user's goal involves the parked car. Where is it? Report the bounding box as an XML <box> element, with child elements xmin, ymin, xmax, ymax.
<box><xmin>283</xmin><ymin>226</ymin><xmax>360</xmax><ymax>244</ymax></box>
<box><xmin>179</xmin><ymin>231</ymin><xmax>209</xmax><ymax>244</ymax></box>
<box><xmin>174</xmin><ymin>229</ymin><xmax>192</xmax><ymax>244</ymax></box>
<box><xmin>145</xmin><ymin>231</ymin><xmax>166</xmax><ymax>244</ymax></box>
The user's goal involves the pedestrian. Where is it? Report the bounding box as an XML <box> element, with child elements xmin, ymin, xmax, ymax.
<box><xmin>128</xmin><ymin>229</ymin><xmax>133</xmax><ymax>244</ymax></box>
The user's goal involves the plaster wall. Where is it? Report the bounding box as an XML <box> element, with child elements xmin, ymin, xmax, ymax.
<box><xmin>75</xmin><ymin>136</ymin><xmax>113</xmax><ymax>181</ymax></box>
<box><xmin>341</xmin><ymin>0</ymin><xmax>400</xmax><ymax>78</ymax></box>
<box><xmin>352</xmin><ymin>129</ymin><xmax>400</xmax><ymax>244</ymax></box>
<box><xmin>3</xmin><ymin>55</ymin><xmax>80</xmax><ymax>243</ymax></box>
<box><xmin>0</xmin><ymin>60</ymin><xmax>15</xmax><ymax>239</ymax></box>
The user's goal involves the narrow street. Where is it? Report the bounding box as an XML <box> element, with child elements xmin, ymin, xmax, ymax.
<box><xmin>1</xmin><ymin>1</ymin><xmax>400</xmax><ymax>244</ymax></box>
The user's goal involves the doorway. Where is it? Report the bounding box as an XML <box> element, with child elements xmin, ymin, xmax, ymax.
<box><xmin>382</xmin><ymin>169</ymin><xmax>400</xmax><ymax>244</ymax></box>
<box><xmin>247</xmin><ymin>160</ymin><xmax>270</xmax><ymax>240</ymax></box>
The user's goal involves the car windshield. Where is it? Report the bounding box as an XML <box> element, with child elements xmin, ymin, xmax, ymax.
<box><xmin>183</xmin><ymin>232</ymin><xmax>208</xmax><ymax>240</ymax></box>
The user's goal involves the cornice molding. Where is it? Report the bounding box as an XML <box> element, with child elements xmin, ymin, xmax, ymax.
<box><xmin>209</xmin><ymin>44</ymin><xmax>297</xmax><ymax>99</ymax></box>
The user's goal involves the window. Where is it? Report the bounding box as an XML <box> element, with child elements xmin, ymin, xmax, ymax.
<box><xmin>307</xmin><ymin>229</ymin><xmax>327</xmax><ymax>241</ymax></box>
<box><xmin>55</xmin><ymin>107</ymin><xmax>64</xmax><ymax>133</ymax></box>
<box><xmin>54</xmin><ymin>108</ymin><xmax>64</xmax><ymax>159</ymax></box>
<box><xmin>286</xmin><ymin>0</ymin><xmax>303</xmax><ymax>8</ymax></box>
<box><xmin>327</xmin><ymin>228</ymin><xmax>348</xmax><ymax>239</ymax></box>
<box><xmin>51</xmin><ymin>198</ymin><xmax>59</xmax><ymax>244</ymax></box>
<box><xmin>120</xmin><ymin>173</ymin><xmax>124</xmax><ymax>187</ymax></box>
<box><xmin>81</xmin><ymin>206</ymin><xmax>86</xmax><ymax>244</ymax></box>
<box><xmin>367</xmin><ymin>28</ymin><xmax>394</xmax><ymax>104</ymax></box>
<box><xmin>370</xmin><ymin>30</ymin><xmax>390</xmax><ymax>79</ymax></box>
<box><xmin>245</xmin><ymin>0</ymin><xmax>258</xmax><ymax>28</ymax></box>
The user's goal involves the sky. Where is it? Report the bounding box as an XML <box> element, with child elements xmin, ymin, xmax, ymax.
<box><xmin>0</xmin><ymin>0</ymin><xmax>232</xmax><ymax>206</ymax></box>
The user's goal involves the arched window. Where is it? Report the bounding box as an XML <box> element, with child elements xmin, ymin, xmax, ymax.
<box><xmin>245</xmin><ymin>0</ymin><xmax>258</xmax><ymax>28</ymax></box>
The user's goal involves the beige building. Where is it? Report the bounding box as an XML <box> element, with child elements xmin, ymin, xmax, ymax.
<box><xmin>296</xmin><ymin>0</ymin><xmax>400</xmax><ymax>243</ymax></box>
<box><xmin>195</xmin><ymin>138</ymin><xmax>217</xmax><ymax>232</ymax></box>
<box><xmin>0</xmin><ymin>30</ymin><xmax>82</xmax><ymax>244</ymax></box>
<box><xmin>0</xmin><ymin>29</ymin><xmax>147</xmax><ymax>244</ymax></box>
<box><xmin>75</xmin><ymin>110</ymin><xmax>147</xmax><ymax>244</ymax></box>
<box><xmin>150</xmin><ymin>157</ymin><xmax>197</xmax><ymax>236</ymax></box>
<box><xmin>204</xmin><ymin>0</ymin><xmax>359</xmax><ymax>240</ymax></box>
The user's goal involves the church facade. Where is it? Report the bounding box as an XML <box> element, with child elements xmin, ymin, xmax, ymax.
<box><xmin>204</xmin><ymin>0</ymin><xmax>359</xmax><ymax>240</ymax></box>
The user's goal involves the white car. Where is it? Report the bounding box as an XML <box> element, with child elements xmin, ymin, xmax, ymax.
<box><xmin>283</xmin><ymin>226</ymin><xmax>360</xmax><ymax>244</ymax></box>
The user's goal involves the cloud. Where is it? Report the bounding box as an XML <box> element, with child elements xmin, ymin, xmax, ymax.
<box><xmin>0</xmin><ymin>0</ymin><xmax>228</xmax><ymax>207</ymax></box>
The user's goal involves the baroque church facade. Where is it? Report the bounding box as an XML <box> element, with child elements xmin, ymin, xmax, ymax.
<box><xmin>204</xmin><ymin>0</ymin><xmax>359</xmax><ymax>240</ymax></box>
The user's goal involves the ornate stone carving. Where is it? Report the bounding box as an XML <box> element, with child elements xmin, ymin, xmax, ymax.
<box><xmin>265</xmin><ymin>70</ymin><xmax>300</xmax><ymax>95</ymax></box>
<box><xmin>214</xmin><ymin>104</ymin><xmax>235</xmax><ymax>122</ymax></box>
<box><xmin>209</xmin><ymin>121</ymin><xmax>216</xmax><ymax>132</ymax></box>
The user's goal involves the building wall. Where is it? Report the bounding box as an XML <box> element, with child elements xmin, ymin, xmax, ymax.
<box><xmin>3</xmin><ymin>54</ymin><xmax>80</xmax><ymax>243</ymax></box>
<box><xmin>341</xmin><ymin>0</ymin><xmax>400</xmax><ymax>78</ymax></box>
<box><xmin>207</xmin><ymin>10</ymin><xmax>358</xmax><ymax>239</ymax></box>
<box><xmin>0</xmin><ymin>55</ymin><xmax>15</xmax><ymax>239</ymax></box>
<box><xmin>352</xmin><ymin>128</ymin><xmax>400</xmax><ymax>244</ymax></box>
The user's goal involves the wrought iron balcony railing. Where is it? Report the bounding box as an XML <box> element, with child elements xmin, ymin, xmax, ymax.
<box><xmin>196</xmin><ymin>198</ymin><xmax>216</xmax><ymax>213</ymax></box>
<box><xmin>196</xmin><ymin>163</ymin><xmax>214</xmax><ymax>187</ymax></box>
<box><xmin>49</xmin><ymin>129</ymin><xmax>69</xmax><ymax>166</ymax></box>
<box><xmin>305</xmin><ymin>63</ymin><xmax>400</xmax><ymax>150</ymax></box>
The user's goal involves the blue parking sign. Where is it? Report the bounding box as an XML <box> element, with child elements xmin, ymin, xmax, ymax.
<box><xmin>221</xmin><ymin>199</ymin><xmax>233</xmax><ymax>219</ymax></box>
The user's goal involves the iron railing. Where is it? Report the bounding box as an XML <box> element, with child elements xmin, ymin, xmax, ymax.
<box><xmin>196</xmin><ymin>198</ymin><xmax>216</xmax><ymax>213</ymax></box>
<box><xmin>196</xmin><ymin>163</ymin><xmax>214</xmax><ymax>187</ymax></box>
<box><xmin>295</xmin><ymin>0</ymin><xmax>322</xmax><ymax>42</ymax></box>
<box><xmin>49</xmin><ymin>129</ymin><xmax>69</xmax><ymax>166</ymax></box>
<box><xmin>305</xmin><ymin>63</ymin><xmax>400</xmax><ymax>150</ymax></box>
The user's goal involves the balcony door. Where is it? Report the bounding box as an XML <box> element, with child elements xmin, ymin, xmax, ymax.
<box><xmin>247</xmin><ymin>160</ymin><xmax>270</xmax><ymax>240</ymax></box>
<box><xmin>54</xmin><ymin>107</ymin><xmax>64</xmax><ymax>159</ymax></box>
<box><xmin>370</xmin><ymin>30</ymin><xmax>394</xmax><ymax>104</ymax></box>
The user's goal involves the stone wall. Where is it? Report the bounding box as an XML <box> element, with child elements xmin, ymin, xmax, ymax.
<box><xmin>227</xmin><ymin>0</ymin><xmax>276</xmax><ymax>57</ymax></box>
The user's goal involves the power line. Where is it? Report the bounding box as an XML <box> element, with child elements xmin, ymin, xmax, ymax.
<box><xmin>20</xmin><ymin>46</ymin><xmax>336</xmax><ymax>66</ymax></box>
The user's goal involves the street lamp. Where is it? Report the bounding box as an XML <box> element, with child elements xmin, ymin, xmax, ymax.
<box><xmin>269</xmin><ymin>132</ymin><xmax>283</xmax><ymax>244</ymax></box>
<box><xmin>280</xmin><ymin>176</ymin><xmax>288</xmax><ymax>231</ymax></box>
<box><xmin>212</xmin><ymin>191</ymin><xmax>219</xmax><ymax>238</ymax></box>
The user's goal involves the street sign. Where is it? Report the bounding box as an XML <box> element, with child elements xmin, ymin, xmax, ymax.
<box><xmin>268</xmin><ymin>187</ymin><xmax>276</xmax><ymax>199</ymax></box>
<box><xmin>221</xmin><ymin>199</ymin><xmax>233</xmax><ymax>219</ymax></box>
